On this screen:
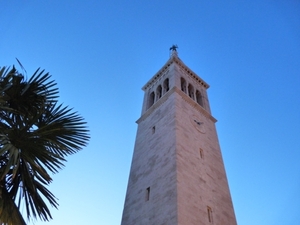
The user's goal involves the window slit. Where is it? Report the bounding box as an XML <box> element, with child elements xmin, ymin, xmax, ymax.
<box><xmin>207</xmin><ymin>206</ymin><xmax>213</xmax><ymax>223</ymax></box>
<box><xmin>146</xmin><ymin>187</ymin><xmax>150</xmax><ymax>201</ymax></box>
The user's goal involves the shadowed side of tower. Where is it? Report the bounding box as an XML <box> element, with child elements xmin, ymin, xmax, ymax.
<box><xmin>121</xmin><ymin>50</ymin><xmax>237</xmax><ymax>225</ymax></box>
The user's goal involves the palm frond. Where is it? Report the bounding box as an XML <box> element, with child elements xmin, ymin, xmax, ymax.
<box><xmin>0</xmin><ymin>65</ymin><xmax>90</xmax><ymax>223</ymax></box>
<box><xmin>0</xmin><ymin>189</ymin><xmax>27</xmax><ymax>225</ymax></box>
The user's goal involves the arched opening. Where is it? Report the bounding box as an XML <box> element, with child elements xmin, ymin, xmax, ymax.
<box><xmin>188</xmin><ymin>84</ymin><xmax>194</xmax><ymax>99</ymax></box>
<box><xmin>181</xmin><ymin>77</ymin><xmax>187</xmax><ymax>93</ymax></box>
<box><xmin>148</xmin><ymin>91</ymin><xmax>155</xmax><ymax>108</ymax></box>
<box><xmin>163</xmin><ymin>78</ymin><xmax>169</xmax><ymax>93</ymax></box>
<box><xmin>196</xmin><ymin>90</ymin><xmax>204</xmax><ymax>107</ymax></box>
<box><xmin>156</xmin><ymin>85</ymin><xmax>162</xmax><ymax>100</ymax></box>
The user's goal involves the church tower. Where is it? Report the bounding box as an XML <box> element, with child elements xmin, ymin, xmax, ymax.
<box><xmin>121</xmin><ymin>47</ymin><xmax>237</xmax><ymax>225</ymax></box>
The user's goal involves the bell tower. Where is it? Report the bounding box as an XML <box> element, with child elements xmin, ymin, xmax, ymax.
<box><xmin>121</xmin><ymin>48</ymin><xmax>237</xmax><ymax>225</ymax></box>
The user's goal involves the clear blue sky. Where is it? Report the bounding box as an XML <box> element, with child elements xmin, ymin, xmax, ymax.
<box><xmin>1</xmin><ymin>1</ymin><xmax>300</xmax><ymax>224</ymax></box>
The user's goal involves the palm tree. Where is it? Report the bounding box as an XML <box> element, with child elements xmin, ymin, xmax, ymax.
<box><xmin>0</xmin><ymin>66</ymin><xmax>90</xmax><ymax>224</ymax></box>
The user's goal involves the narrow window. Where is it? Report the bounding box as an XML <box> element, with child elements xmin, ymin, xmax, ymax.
<box><xmin>152</xmin><ymin>126</ymin><xmax>155</xmax><ymax>134</ymax></box>
<box><xmin>188</xmin><ymin>84</ymin><xmax>194</xmax><ymax>100</ymax></box>
<box><xmin>181</xmin><ymin>77</ymin><xmax>187</xmax><ymax>93</ymax></box>
<box><xmin>199</xmin><ymin>148</ymin><xmax>204</xmax><ymax>159</ymax></box>
<box><xmin>163</xmin><ymin>78</ymin><xmax>169</xmax><ymax>93</ymax></box>
<box><xmin>148</xmin><ymin>91</ymin><xmax>155</xmax><ymax>108</ymax></box>
<box><xmin>146</xmin><ymin>187</ymin><xmax>150</xmax><ymax>201</ymax></box>
<box><xmin>156</xmin><ymin>85</ymin><xmax>162</xmax><ymax>100</ymax></box>
<box><xmin>207</xmin><ymin>206</ymin><xmax>213</xmax><ymax>223</ymax></box>
<box><xmin>196</xmin><ymin>90</ymin><xmax>204</xmax><ymax>107</ymax></box>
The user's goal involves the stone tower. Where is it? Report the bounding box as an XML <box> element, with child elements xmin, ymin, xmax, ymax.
<box><xmin>121</xmin><ymin>49</ymin><xmax>237</xmax><ymax>225</ymax></box>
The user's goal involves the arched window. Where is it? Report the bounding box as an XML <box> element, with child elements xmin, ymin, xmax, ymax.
<box><xmin>196</xmin><ymin>90</ymin><xmax>204</xmax><ymax>107</ymax></box>
<box><xmin>148</xmin><ymin>91</ymin><xmax>155</xmax><ymax>108</ymax></box>
<box><xmin>163</xmin><ymin>78</ymin><xmax>169</xmax><ymax>93</ymax></box>
<box><xmin>188</xmin><ymin>84</ymin><xmax>194</xmax><ymax>100</ymax></box>
<box><xmin>156</xmin><ymin>85</ymin><xmax>162</xmax><ymax>100</ymax></box>
<box><xmin>181</xmin><ymin>77</ymin><xmax>187</xmax><ymax>93</ymax></box>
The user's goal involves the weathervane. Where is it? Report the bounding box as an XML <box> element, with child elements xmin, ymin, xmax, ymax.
<box><xmin>169</xmin><ymin>44</ymin><xmax>178</xmax><ymax>52</ymax></box>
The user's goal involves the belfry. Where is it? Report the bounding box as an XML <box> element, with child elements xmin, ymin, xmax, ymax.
<box><xmin>121</xmin><ymin>48</ymin><xmax>237</xmax><ymax>225</ymax></box>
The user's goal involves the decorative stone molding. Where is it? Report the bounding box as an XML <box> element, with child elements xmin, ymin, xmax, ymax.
<box><xmin>174</xmin><ymin>87</ymin><xmax>217</xmax><ymax>123</ymax></box>
<box><xmin>175</xmin><ymin>59</ymin><xmax>209</xmax><ymax>89</ymax></box>
<box><xmin>143</xmin><ymin>66</ymin><xmax>171</xmax><ymax>90</ymax></box>
<box><xmin>137</xmin><ymin>87</ymin><xmax>174</xmax><ymax>124</ymax></box>
<box><xmin>137</xmin><ymin>87</ymin><xmax>216</xmax><ymax>124</ymax></box>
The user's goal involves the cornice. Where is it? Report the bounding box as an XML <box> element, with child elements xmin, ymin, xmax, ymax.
<box><xmin>142</xmin><ymin>54</ymin><xmax>210</xmax><ymax>91</ymax></box>
<box><xmin>142</xmin><ymin>58</ymin><xmax>173</xmax><ymax>91</ymax></box>
<box><xmin>173</xmin><ymin>57</ymin><xmax>210</xmax><ymax>89</ymax></box>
